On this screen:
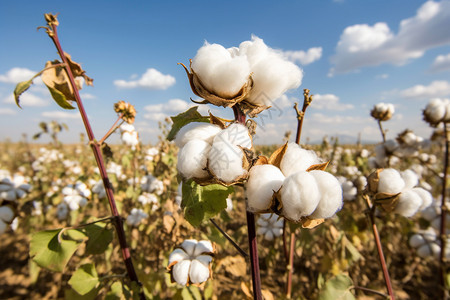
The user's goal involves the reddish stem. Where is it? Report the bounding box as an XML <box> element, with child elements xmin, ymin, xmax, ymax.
<box><xmin>439</xmin><ymin>123</ymin><xmax>449</xmax><ymax>299</ymax></box>
<box><xmin>47</xmin><ymin>20</ymin><xmax>145</xmax><ymax>299</ymax></box>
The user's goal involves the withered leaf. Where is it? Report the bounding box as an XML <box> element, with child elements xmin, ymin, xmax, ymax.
<box><xmin>64</xmin><ymin>52</ymin><xmax>93</xmax><ymax>86</ymax></box>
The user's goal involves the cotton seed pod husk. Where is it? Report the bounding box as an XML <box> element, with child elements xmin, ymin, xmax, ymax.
<box><xmin>246</xmin><ymin>164</ymin><xmax>285</xmax><ymax>213</ymax></box>
<box><xmin>308</xmin><ymin>170</ymin><xmax>344</xmax><ymax>219</ymax></box>
<box><xmin>176</xmin><ymin>139</ymin><xmax>211</xmax><ymax>180</ymax></box>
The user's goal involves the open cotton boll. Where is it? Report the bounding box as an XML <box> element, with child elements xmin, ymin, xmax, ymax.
<box><xmin>0</xmin><ymin>206</ymin><xmax>14</xmax><ymax>223</ymax></box>
<box><xmin>177</xmin><ymin>140</ymin><xmax>211</xmax><ymax>179</ymax></box>
<box><xmin>214</xmin><ymin>123</ymin><xmax>252</xmax><ymax>149</ymax></box>
<box><xmin>409</xmin><ymin>234</ymin><xmax>425</xmax><ymax>248</ymax></box>
<box><xmin>175</xmin><ymin>122</ymin><xmax>222</xmax><ymax>148</ymax></box>
<box><xmin>377</xmin><ymin>168</ymin><xmax>405</xmax><ymax>194</ymax></box>
<box><xmin>308</xmin><ymin>171</ymin><xmax>343</xmax><ymax>219</ymax></box>
<box><xmin>192</xmin><ymin>43</ymin><xmax>251</xmax><ymax>98</ymax></box>
<box><xmin>417</xmin><ymin>243</ymin><xmax>441</xmax><ymax>259</ymax></box>
<box><xmin>412</xmin><ymin>187</ymin><xmax>433</xmax><ymax>210</ymax></box>
<box><xmin>208</xmin><ymin>139</ymin><xmax>246</xmax><ymax>183</ymax></box>
<box><xmin>394</xmin><ymin>189</ymin><xmax>423</xmax><ymax>217</ymax></box>
<box><xmin>280</xmin><ymin>171</ymin><xmax>321</xmax><ymax>222</ymax></box>
<box><xmin>246</xmin><ymin>165</ymin><xmax>285</xmax><ymax>212</ymax></box>
<box><xmin>238</xmin><ymin>36</ymin><xmax>270</xmax><ymax>66</ymax></box>
<box><xmin>280</xmin><ymin>143</ymin><xmax>321</xmax><ymax>177</ymax></box>
<box><xmin>401</xmin><ymin>170</ymin><xmax>419</xmax><ymax>190</ymax></box>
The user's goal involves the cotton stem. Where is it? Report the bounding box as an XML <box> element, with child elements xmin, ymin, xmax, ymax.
<box><xmin>439</xmin><ymin>122</ymin><xmax>449</xmax><ymax>299</ymax></box>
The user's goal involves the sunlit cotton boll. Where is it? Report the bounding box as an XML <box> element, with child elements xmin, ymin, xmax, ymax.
<box><xmin>423</xmin><ymin>98</ymin><xmax>450</xmax><ymax>125</ymax></box>
<box><xmin>308</xmin><ymin>170</ymin><xmax>343</xmax><ymax>219</ymax></box>
<box><xmin>177</xmin><ymin>139</ymin><xmax>211</xmax><ymax>180</ymax></box>
<box><xmin>246</xmin><ymin>165</ymin><xmax>285</xmax><ymax>212</ymax></box>
<box><xmin>256</xmin><ymin>213</ymin><xmax>284</xmax><ymax>241</ymax></box>
<box><xmin>0</xmin><ymin>175</ymin><xmax>32</xmax><ymax>202</ymax></box>
<box><xmin>175</xmin><ymin>122</ymin><xmax>222</xmax><ymax>148</ymax></box>
<box><xmin>168</xmin><ymin>239</ymin><xmax>214</xmax><ymax>286</ymax></box>
<box><xmin>280</xmin><ymin>171</ymin><xmax>321</xmax><ymax>222</ymax></box>
<box><xmin>214</xmin><ymin>123</ymin><xmax>252</xmax><ymax>149</ymax></box>
<box><xmin>126</xmin><ymin>208</ymin><xmax>148</xmax><ymax>226</ymax></box>
<box><xmin>377</xmin><ymin>168</ymin><xmax>405</xmax><ymax>194</ymax></box>
<box><xmin>280</xmin><ymin>143</ymin><xmax>321</xmax><ymax>177</ymax></box>
<box><xmin>208</xmin><ymin>138</ymin><xmax>246</xmax><ymax>183</ymax></box>
<box><xmin>401</xmin><ymin>169</ymin><xmax>419</xmax><ymax>190</ymax></box>
<box><xmin>412</xmin><ymin>187</ymin><xmax>433</xmax><ymax>210</ymax></box>
<box><xmin>394</xmin><ymin>189</ymin><xmax>423</xmax><ymax>217</ymax></box>
<box><xmin>337</xmin><ymin>176</ymin><xmax>357</xmax><ymax>201</ymax></box>
<box><xmin>192</xmin><ymin>42</ymin><xmax>251</xmax><ymax>99</ymax></box>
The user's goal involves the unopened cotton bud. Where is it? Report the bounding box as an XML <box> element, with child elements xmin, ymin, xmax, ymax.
<box><xmin>215</xmin><ymin>123</ymin><xmax>252</xmax><ymax>149</ymax></box>
<box><xmin>246</xmin><ymin>165</ymin><xmax>285</xmax><ymax>212</ymax></box>
<box><xmin>280</xmin><ymin>143</ymin><xmax>321</xmax><ymax>177</ymax></box>
<box><xmin>394</xmin><ymin>189</ymin><xmax>423</xmax><ymax>217</ymax></box>
<box><xmin>280</xmin><ymin>171</ymin><xmax>320</xmax><ymax>222</ymax></box>
<box><xmin>377</xmin><ymin>168</ymin><xmax>405</xmax><ymax>194</ymax></box>
<box><xmin>208</xmin><ymin>139</ymin><xmax>245</xmax><ymax>183</ymax></box>
<box><xmin>175</xmin><ymin>122</ymin><xmax>222</xmax><ymax>148</ymax></box>
<box><xmin>308</xmin><ymin>170</ymin><xmax>343</xmax><ymax>219</ymax></box>
<box><xmin>412</xmin><ymin>187</ymin><xmax>432</xmax><ymax>210</ymax></box>
<box><xmin>177</xmin><ymin>140</ymin><xmax>211</xmax><ymax>179</ymax></box>
<box><xmin>401</xmin><ymin>170</ymin><xmax>419</xmax><ymax>190</ymax></box>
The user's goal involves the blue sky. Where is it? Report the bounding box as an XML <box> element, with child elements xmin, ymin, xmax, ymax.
<box><xmin>1</xmin><ymin>0</ymin><xmax>450</xmax><ymax>145</ymax></box>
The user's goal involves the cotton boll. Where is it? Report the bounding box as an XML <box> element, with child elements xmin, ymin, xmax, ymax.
<box><xmin>280</xmin><ymin>143</ymin><xmax>321</xmax><ymax>177</ymax></box>
<box><xmin>172</xmin><ymin>260</ymin><xmax>191</xmax><ymax>286</ymax></box>
<box><xmin>215</xmin><ymin>123</ymin><xmax>252</xmax><ymax>149</ymax></box>
<box><xmin>308</xmin><ymin>171</ymin><xmax>343</xmax><ymax>219</ymax></box>
<box><xmin>401</xmin><ymin>170</ymin><xmax>419</xmax><ymax>190</ymax></box>
<box><xmin>175</xmin><ymin>122</ymin><xmax>222</xmax><ymax>148</ymax></box>
<box><xmin>189</xmin><ymin>255</ymin><xmax>212</xmax><ymax>284</ymax></box>
<box><xmin>193</xmin><ymin>240</ymin><xmax>214</xmax><ymax>256</ymax></box>
<box><xmin>177</xmin><ymin>140</ymin><xmax>211</xmax><ymax>180</ymax></box>
<box><xmin>246</xmin><ymin>165</ymin><xmax>285</xmax><ymax>212</ymax></box>
<box><xmin>409</xmin><ymin>234</ymin><xmax>425</xmax><ymax>248</ymax></box>
<box><xmin>377</xmin><ymin>168</ymin><xmax>405</xmax><ymax>194</ymax></box>
<box><xmin>412</xmin><ymin>187</ymin><xmax>433</xmax><ymax>210</ymax></box>
<box><xmin>421</xmin><ymin>204</ymin><xmax>439</xmax><ymax>221</ymax></box>
<box><xmin>424</xmin><ymin>98</ymin><xmax>447</xmax><ymax>124</ymax></box>
<box><xmin>0</xmin><ymin>206</ymin><xmax>14</xmax><ymax>223</ymax></box>
<box><xmin>280</xmin><ymin>171</ymin><xmax>321</xmax><ymax>222</ymax></box>
<box><xmin>394</xmin><ymin>189</ymin><xmax>423</xmax><ymax>217</ymax></box>
<box><xmin>417</xmin><ymin>243</ymin><xmax>441</xmax><ymax>259</ymax></box>
<box><xmin>208</xmin><ymin>139</ymin><xmax>246</xmax><ymax>183</ymax></box>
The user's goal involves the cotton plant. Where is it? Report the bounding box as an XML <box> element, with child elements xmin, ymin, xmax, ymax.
<box><xmin>0</xmin><ymin>205</ymin><xmax>15</xmax><ymax>235</ymax></box>
<box><xmin>91</xmin><ymin>179</ymin><xmax>107</xmax><ymax>199</ymax></box>
<box><xmin>126</xmin><ymin>208</ymin><xmax>148</xmax><ymax>226</ymax></box>
<box><xmin>337</xmin><ymin>176</ymin><xmax>358</xmax><ymax>201</ymax></box>
<box><xmin>141</xmin><ymin>175</ymin><xmax>164</xmax><ymax>195</ymax></box>
<box><xmin>120</xmin><ymin>123</ymin><xmax>139</xmax><ymax>149</ymax></box>
<box><xmin>137</xmin><ymin>192</ymin><xmax>159</xmax><ymax>211</ymax></box>
<box><xmin>422</xmin><ymin>98</ymin><xmax>450</xmax><ymax>127</ymax></box>
<box><xmin>145</xmin><ymin>147</ymin><xmax>160</xmax><ymax>161</ymax></box>
<box><xmin>256</xmin><ymin>213</ymin><xmax>283</xmax><ymax>241</ymax></box>
<box><xmin>0</xmin><ymin>174</ymin><xmax>32</xmax><ymax>202</ymax></box>
<box><xmin>409</xmin><ymin>227</ymin><xmax>450</xmax><ymax>259</ymax></box>
<box><xmin>421</xmin><ymin>200</ymin><xmax>450</xmax><ymax>233</ymax></box>
<box><xmin>62</xmin><ymin>182</ymin><xmax>91</xmax><ymax>211</ymax></box>
<box><xmin>167</xmin><ymin>239</ymin><xmax>214</xmax><ymax>286</ymax></box>
<box><xmin>370</xmin><ymin>102</ymin><xmax>395</xmax><ymax>122</ymax></box>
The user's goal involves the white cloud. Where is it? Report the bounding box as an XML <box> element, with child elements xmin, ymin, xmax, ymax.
<box><xmin>283</xmin><ymin>47</ymin><xmax>323</xmax><ymax>65</ymax></box>
<box><xmin>429</xmin><ymin>53</ymin><xmax>450</xmax><ymax>72</ymax></box>
<box><xmin>79</xmin><ymin>93</ymin><xmax>96</xmax><ymax>100</ymax></box>
<box><xmin>376</xmin><ymin>73</ymin><xmax>389</xmax><ymax>79</ymax></box>
<box><xmin>114</xmin><ymin>68</ymin><xmax>176</xmax><ymax>90</ymax></box>
<box><xmin>310</xmin><ymin>94</ymin><xmax>354</xmax><ymax>111</ymax></box>
<box><xmin>309</xmin><ymin>112</ymin><xmax>368</xmax><ymax>124</ymax></box>
<box><xmin>400</xmin><ymin>80</ymin><xmax>450</xmax><ymax>100</ymax></box>
<box><xmin>0</xmin><ymin>108</ymin><xmax>17</xmax><ymax>115</ymax></box>
<box><xmin>330</xmin><ymin>0</ymin><xmax>450</xmax><ymax>74</ymax></box>
<box><xmin>4</xmin><ymin>92</ymin><xmax>49</xmax><ymax>107</ymax></box>
<box><xmin>0</xmin><ymin>67</ymin><xmax>36</xmax><ymax>84</ymax></box>
<box><xmin>41</xmin><ymin>111</ymin><xmax>80</xmax><ymax>119</ymax></box>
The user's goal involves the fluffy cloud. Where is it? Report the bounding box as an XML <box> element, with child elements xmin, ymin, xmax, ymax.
<box><xmin>41</xmin><ymin>111</ymin><xmax>80</xmax><ymax>119</ymax></box>
<box><xmin>330</xmin><ymin>0</ymin><xmax>450</xmax><ymax>74</ymax></box>
<box><xmin>0</xmin><ymin>67</ymin><xmax>36</xmax><ymax>84</ymax></box>
<box><xmin>310</xmin><ymin>94</ymin><xmax>354</xmax><ymax>111</ymax></box>
<box><xmin>429</xmin><ymin>53</ymin><xmax>450</xmax><ymax>73</ymax></box>
<box><xmin>400</xmin><ymin>80</ymin><xmax>450</xmax><ymax>100</ymax></box>
<box><xmin>0</xmin><ymin>108</ymin><xmax>17</xmax><ymax>115</ymax></box>
<box><xmin>114</xmin><ymin>68</ymin><xmax>176</xmax><ymax>90</ymax></box>
<box><xmin>4</xmin><ymin>92</ymin><xmax>49</xmax><ymax>107</ymax></box>
<box><xmin>283</xmin><ymin>47</ymin><xmax>323</xmax><ymax>65</ymax></box>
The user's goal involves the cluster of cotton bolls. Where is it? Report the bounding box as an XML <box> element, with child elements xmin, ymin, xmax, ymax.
<box><xmin>126</xmin><ymin>208</ymin><xmax>148</xmax><ymax>226</ymax></box>
<box><xmin>62</xmin><ymin>160</ymin><xmax>83</xmax><ymax>176</ymax></box>
<box><xmin>246</xmin><ymin>142</ymin><xmax>343</xmax><ymax>222</ymax></box>
<box><xmin>370</xmin><ymin>102</ymin><xmax>395</xmax><ymax>121</ymax></box>
<box><xmin>120</xmin><ymin>123</ymin><xmax>139</xmax><ymax>149</ymax></box>
<box><xmin>141</xmin><ymin>175</ymin><xmax>164</xmax><ymax>195</ymax></box>
<box><xmin>256</xmin><ymin>213</ymin><xmax>283</xmax><ymax>241</ymax></box>
<box><xmin>138</xmin><ymin>192</ymin><xmax>159</xmax><ymax>211</ymax></box>
<box><xmin>176</xmin><ymin>122</ymin><xmax>252</xmax><ymax>184</ymax></box>
<box><xmin>91</xmin><ymin>179</ymin><xmax>106</xmax><ymax>199</ymax></box>
<box><xmin>395</xmin><ymin>130</ymin><xmax>430</xmax><ymax>158</ymax></box>
<box><xmin>31</xmin><ymin>147</ymin><xmax>64</xmax><ymax>171</ymax></box>
<box><xmin>191</xmin><ymin>35</ymin><xmax>302</xmax><ymax>107</ymax></box>
<box><xmin>337</xmin><ymin>176</ymin><xmax>358</xmax><ymax>201</ymax></box>
<box><xmin>375</xmin><ymin>169</ymin><xmax>432</xmax><ymax>217</ymax></box>
<box><xmin>421</xmin><ymin>200</ymin><xmax>450</xmax><ymax>232</ymax></box>
<box><xmin>61</xmin><ymin>182</ymin><xmax>91</xmax><ymax>211</ymax></box>
<box><xmin>423</xmin><ymin>98</ymin><xmax>450</xmax><ymax>127</ymax></box>
<box><xmin>0</xmin><ymin>174</ymin><xmax>32</xmax><ymax>202</ymax></box>
<box><xmin>369</xmin><ymin>140</ymin><xmax>401</xmax><ymax>168</ymax></box>
<box><xmin>106</xmin><ymin>162</ymin><xmax>126</xmax><ymax>181</ymax></box>
<box><xmin>167</xmin><ymin>239</ymin><xmax>214</xmax><ymax>286</ymax></box>
<box><xmin>145</xmin><ymin>147</ymin><xmax>159</xmax><ymax>162</ymax></box>
<box><xmin>409</xmin><ymin>227</ymin><xmax>450</xmax><ymax>259</ymax></box>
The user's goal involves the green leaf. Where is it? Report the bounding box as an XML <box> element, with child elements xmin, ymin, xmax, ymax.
<box><xmin>318</xmin><ymin>274</ymin><xmax>355</xmax><ymax>300</ymax></box>
<box><xmin>65</xmin><ymin>286</ymin><xmax>100</xmax><ymax>300</ymax></box>
<box><xmin>30</xmin><ymin>229</ymin><xmax>85</xmax><ymax>272</ymax></box>
<box><xmin>14</xmin><ymin>79</ymin><xmax>33</xmax><ymax>108</ymax></box>
<box><xmin>181</xmin><ymin>180</ymin><xmax>233</xmax><ymax>227</ymax></box>
<box><xmin>45</xmin><ymin>83</ymin><xmax>76</xmax><ymax>110</ymax></box>
<box><xmin>68</xmin><ymin>263</ymin><xmax>99</xmax><ymax>295</ymax></box>
<box><xmin>105</xmin><ymin>281</ymin><xmax>124</xmax><ymax>300</ymax></box>
<box><xmin>167</xmin><ymin>106</ymin><xmax>210</xmax><ymax>141</ymax></box>
<box><xmin>84</xmin><ymin>223</ymin><xmax>114</xmax><ymax>255</ymax></box>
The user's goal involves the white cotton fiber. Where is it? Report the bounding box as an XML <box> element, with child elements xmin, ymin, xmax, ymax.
<box><xmin>192</xmin><ymin>42</ymin><xmax>251</xmax><ymax>99</ymax></box>
<box><xmin>401</xmin><ymin>169</ymin><xmax>419</xmax><ymax>190</ymax></box>
<box><xmin>189</xmin><ymin>255</ymin><xmax>212</xmax><ymax>284</ymax></box>
<box><xmin>424</xmin><ymin>98</ymin><xmax>447</xmax><ymax>124</ymax></box>
<box><xmin>417</xmin><ymin>243</ymin><xmax>441</xmax><ymax>259</ymax></box>
<box><xmin>177</xmin><ymin>140</ymin><xmax>211</xmax><ymax>179</ymax></box>
<box><xmin>0</xmin><ymin>206</ymin><xmax>14</xmax><ymax>222</ymax></box>
<box><xmin>175</xmin><ymin>122</ymin><xmax>222</xmax><ymax>148</ymax></box>
<box><xmin>208</xmin><ymin>139</ymin><xmax>245</xmax><ymax>183</ymax></box>
<box><xmin>394</xmin><ymin>189</ymin><xmax>423</xmax><ymax>217</ymax></box>
<box><xmin>172</xmin><ymin>259</ymin><xmax>190</xmax><ymax>286</ymax></box>
<box><xmin>308</xmin><ymin>170</ymin><xmax>344</xmax><ymax>219</ymax></box>
<box><xmin>409</xmin><ymin>234</ymin><xmax>425</xmax><ymax>248</ymax></box>
<box><xmin>214</xmin><ymin>123</ymin><xmax>252</xmax><ymax>149</ymax></box>
<box><xmin>246</xmin><ymin>165</ymin><xmax>285</xmax><ymax>212</ymax></box>
<box><xmin>412</xmin><ymin>187</ymin><xmax>432</xmax><ymax>210</ymax></box>
<box><xmin>377</xmin><ymin>168</ymin><xmax>405</xmax><ymax>194</ymax></box>
<box><xmin>280</xmin><ymin>143</ymin><xmax>321</xmax><ymax>177</ymax></box>
<box><xmin>280</xmin><ymin>171</ymin><xmax>321</xmax><ymax>222</ymax></box>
